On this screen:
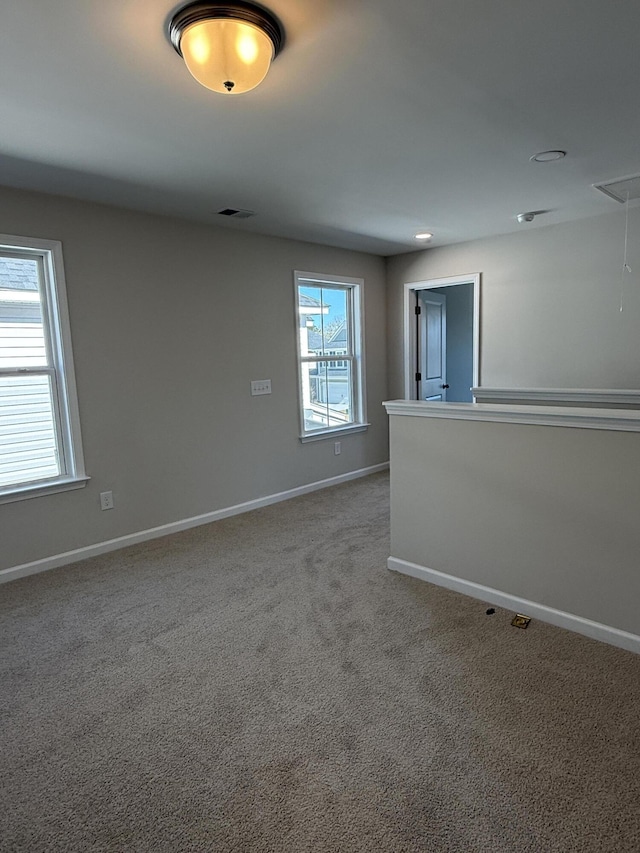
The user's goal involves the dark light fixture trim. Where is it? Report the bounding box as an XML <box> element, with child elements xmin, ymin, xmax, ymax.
<box><xmin>169</xmin><ymin>1</ymin><xmax>285</xmax><ymax>60</ymax></box>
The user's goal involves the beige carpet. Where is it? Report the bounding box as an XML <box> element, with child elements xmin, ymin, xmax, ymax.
<box><xmin>1</xmin><ymin>471</ymin><xmax>639</xmax><ymax>852</ymax></box>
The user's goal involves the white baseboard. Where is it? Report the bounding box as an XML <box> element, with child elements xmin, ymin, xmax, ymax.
<box><xmin>388</xmin><ymin>556</ymin><xmax>640</xmax><ymax>655</ymax></box>
<box><xmin>0</xmin><ymin>463</ymin><xmax>389</xmax><ymax>585</ymax></box>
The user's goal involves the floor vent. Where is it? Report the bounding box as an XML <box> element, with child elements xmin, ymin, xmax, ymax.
<box><xmin>593</xmin><ymin>176</ymin><xmax>640</xmax><ymax>203</ymax></box>
<box><xmin>217</xmin><ymin>208</ymin><xmax>255</xmax><ymax>219</ymax></box>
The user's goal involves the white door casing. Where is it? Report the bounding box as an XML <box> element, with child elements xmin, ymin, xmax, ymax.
<box><xmin>403</xmin><ymin>273</ymin><xmax>481</xmax><ymax>401</ymax></box>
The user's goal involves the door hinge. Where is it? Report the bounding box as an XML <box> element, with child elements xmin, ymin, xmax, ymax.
<box><xmin>415</xmin><ymin>372</ymin><xmax>421</xmax><ymax>381</ymax></box>
<box><xmin>414</xmin><ymin>305</ymin><xmax>421</xmax><ymax>315</ymax></box>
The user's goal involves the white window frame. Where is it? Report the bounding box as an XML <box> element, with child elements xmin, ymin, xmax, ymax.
<box><xmin>0</xmin><ymin>234</ymin><xmax>88</xmax><ymax>503</ymax></box>
<box><xmin>294</xmin><ymin>270</ymin><xmax>368</xmax><ymax>442</ymax></box>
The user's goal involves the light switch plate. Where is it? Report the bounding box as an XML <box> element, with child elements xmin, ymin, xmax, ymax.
<box><xmin>251</xmin><ymin>379</ymin><xmax>272</xmax><ymax>396</ymax></box>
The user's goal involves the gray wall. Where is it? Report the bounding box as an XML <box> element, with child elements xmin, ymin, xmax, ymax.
<box><xmin>389</xmin><ymin>413</ymin><xmax>640</xmax><ymax>637</ymax></box>
<box><xmin>386</xmin><ymin>207</ymin><xmax>640</xmax><ymax>398</ymax></box>
<box><xmin>0</xmin><ymin>186</ymin><xmax>388</xmax><ymax>572</ymax></box>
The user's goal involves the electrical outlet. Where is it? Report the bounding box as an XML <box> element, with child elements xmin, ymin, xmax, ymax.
<box><xmin>100</xmin><ymin>490</ymin><xmax>114</xmax><ymax>511</ymax></box>
<box><xmin>334</xmin><ymin>441</ymin><xmax>341</xmax><ymax>455</ymax></box>
<box><xmin>251</xmin><ymin>379</ymin><xmax>272</xmax><ymax>396</ymax></box>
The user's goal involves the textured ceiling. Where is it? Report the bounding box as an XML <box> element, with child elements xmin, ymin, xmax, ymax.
<box><xmin>1</xmin><ymin>0</ymin><xmax>639</xmax><ymax>255</ymax></box>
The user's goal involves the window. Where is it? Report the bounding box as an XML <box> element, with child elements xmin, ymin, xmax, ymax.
<box><xmin>295</xmin><ymin>271</ymin><xmax>367</xmax><ymax>440</ymax></box>
<box><xmin>327</xmin><ymin>350</ymin><xmax>348</xmax><ymax>369</ymax></box>
<box><xmin>0</xmin><ymin>235</ymin><xmax>87</xmax><ymax>502</ymax></box>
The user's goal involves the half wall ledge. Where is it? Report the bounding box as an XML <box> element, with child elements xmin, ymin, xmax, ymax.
<box><xmin>471</xmin><ymin>387</ymin><xmax>640</xmax><ymax>409</ymax></box>
<box><xmin>384</xmin><ymin>399</ymin><xmax>640</xmax><ymax>653</ymax></box>
<box><xmin>383</xmin><ymin>399</ymin><xmax>640</xmax><ymax>432</ymax></box>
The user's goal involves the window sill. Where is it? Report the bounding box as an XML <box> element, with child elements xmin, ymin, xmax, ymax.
<box><xmin>0</xmin><ymin>475</ymin><xmax>90</xmax><ymax>505</ymax></box>
<box><xmin>299</xmin><ymin>423</ymin><xmax>370</xmax><ymax>443</ymax></box>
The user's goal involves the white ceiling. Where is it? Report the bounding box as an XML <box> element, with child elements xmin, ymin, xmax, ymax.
<box><xmin>1</xmin><ymin>0</ymin><xmax>639</xmax><ymax>255</ymax></box>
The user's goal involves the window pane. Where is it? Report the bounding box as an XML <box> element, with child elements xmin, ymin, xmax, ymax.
<box><xmin>0</xmin><ymin>375</ymin><xmax>61</xmax><ymax>487</ymax></box>
<box><xmin>321</xmin><ymin>288</ymin><xmax>348</xmax><ymax>356</ymax></box>
<box><xmin>300</xmin><ymin>359</ymin><xmax>355</xmax><ymax>432</ymax></box>
<box><xmin>0</xmin><ymin>257</ymin><xmax>47</xmax><ymax>368</ymax></box>
<box><xmin>326</xmin><ymin>360</ymin><xmax>353</xmax><ymax>426</ymax></box>
<box><xmin>298</xmin><ymin>286</ymin><xmax>325</xmax><ymax>359</ymax></box>
<box><xmin>301</xmin><ymin>360</ymin><xmax>329</xmax><ymax>431</ymax></box>
<box><xmin>298</xmin><ymin>287</ymin><xmax>350</xmax><ymax>358</ymax></box>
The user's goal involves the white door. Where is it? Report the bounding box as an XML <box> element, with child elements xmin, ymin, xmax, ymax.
<box><xmin>418</xmin><ymin>291</ymin><xmax>447</xmax><ymax>401</ymax></box>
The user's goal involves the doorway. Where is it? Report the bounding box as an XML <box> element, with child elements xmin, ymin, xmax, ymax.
<box><xmin>403</xmin><ymin>274</ymin><xmax>480</xmax><ymax>402</ymax></box>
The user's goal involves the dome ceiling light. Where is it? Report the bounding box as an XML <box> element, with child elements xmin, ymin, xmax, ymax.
<box><xmin>169</xmin><ymin>1</ymin><xmax>285</xmax><ymax>95</ymax></box>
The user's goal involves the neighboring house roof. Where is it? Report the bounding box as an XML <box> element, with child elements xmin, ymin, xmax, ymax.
<box><xmin>298</xmin><ymin>292</ymin><xmax>329</xmax><ymax>317</ymax></box>
<box><xmin>299</xmin><ymin>293</ymin><xmax>323</xmax><ymax>309</ymax></box>
<box><xmin>0</xmin><ymin>258</ymin><xmax>39</xmax><ymax>291</ymax></box>
<box><xmin>306</xmin><ymin>325</ymin><xmax>348</xmax><ymax>356</ymax></box>
<box><xmin>0</xmin><ymin>258</ymin><xmax>41</xmax><ymax>324</ymax></box>
<box><xmin>325</xmin><ymin>319</ymin><xmax>346</xmax><ymax>346</ymax></box>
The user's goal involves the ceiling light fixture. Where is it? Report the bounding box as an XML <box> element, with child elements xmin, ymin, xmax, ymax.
<box><xmin>169</xmin><ymin>1</ymin><xmax>284</xmax><ymax>95</ymax></box>
<box><xmin>530</xmin><ymin>150</ymin><xmax>566</xmax><ymax>163</ymax></box>
<box><xmin>414</xmin><ymin>231</ymin><xmax>433</xmax><ymax>241</ymax></box>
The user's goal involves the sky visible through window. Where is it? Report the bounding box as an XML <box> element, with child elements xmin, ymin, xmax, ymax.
<box><xmin>299</xmin><ymin>285</ymin><xmax>344</xmax><ymax>329</ymax></box>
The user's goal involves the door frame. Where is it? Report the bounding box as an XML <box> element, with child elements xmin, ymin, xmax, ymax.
<box><xmin>403</xmin><ymin>273</ymin><xmax>481</xmax><ymax>400</ymax></box>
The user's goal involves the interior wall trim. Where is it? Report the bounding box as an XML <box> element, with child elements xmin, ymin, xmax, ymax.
<box><xmin>472</xmin><ymin>387</ymin><xmax>640</xmax><ymax>406</ymax></box>
<box><xmin>0</xmin><ymin>462</ymin><xmax>389</xmax><ymax>585</ymax></box>
<box><xmin>383</xmin><ymin>400</ymin><xmax>640</xmax><ymax>432</ymax></box>
<box><xmin>388</xmin><ymin>557</ymin><xmax>640</xmax><ymax>655</ymax></box>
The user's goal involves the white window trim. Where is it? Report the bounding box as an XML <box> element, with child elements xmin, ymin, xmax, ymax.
<box><xmin>294</xmin><ymin>270</ymin><xmax>368</xmax><ymax>441</ymax></box>
<box><xmin>0</xmin><ymin>234</ymin><xmax>88</xmax><ymax>503</ymax></box>
<box><xmin>299</xmin><ymin>423</ymin><xmax>370</xmax><ymax>443</ymax></box>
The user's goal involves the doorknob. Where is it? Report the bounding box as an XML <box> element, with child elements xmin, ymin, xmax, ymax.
<box><xmin>441</xmin><ymin>384</ymin><xmax>449</xmax><ymax>389</ymax></box>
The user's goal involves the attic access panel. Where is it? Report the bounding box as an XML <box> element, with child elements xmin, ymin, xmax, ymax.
<box><xmin>594</xmin><ymin>176</ymin><xmax>640</xmax><ymax>203</ymax></box>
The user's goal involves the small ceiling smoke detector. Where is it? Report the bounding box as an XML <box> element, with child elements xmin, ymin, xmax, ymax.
<box><xmin>516</xmin><ymin>212</ymin><xmax>535</xmax><ymax>223</ymax></box>
<box><xmin>530</xmin><ymin>150</ymin><xmax>566</xmax><ymax>163</ymax></box>
<box><xmin>414</xmin><ymin>231</ymin><xmax>433</xmax><ymax>241</ymax></box>
<box><xmin>217</xmin><ymin>208</ymin><xmax>255</xmax><ymax>219</ymax></box>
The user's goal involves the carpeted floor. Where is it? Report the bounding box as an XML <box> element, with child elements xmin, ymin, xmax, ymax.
<box><xmin>1</xmin><ymin>471</ymin><xmax>639</xmax><ymax>852</ymax></box>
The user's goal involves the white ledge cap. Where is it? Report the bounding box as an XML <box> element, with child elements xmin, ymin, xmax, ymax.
<box><xmin>383</xmin><ymin>400</ymin><xmax>640</xmax><ymax>433</ymax></box>
<box><xmin>472</xmin><ymin>387</ymin><xmax>640</xmax><ymax>406</ymax></box>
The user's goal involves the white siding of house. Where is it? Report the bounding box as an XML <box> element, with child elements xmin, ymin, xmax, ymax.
<box><xmin>0</xmin><ymin>312</ymin><xmax>60</xmax><ymax>487</ymax></box>
<box><xmin>0</xmin><ymin>372</ymin><xmax>60</xmax><ymax>487</ymax></box>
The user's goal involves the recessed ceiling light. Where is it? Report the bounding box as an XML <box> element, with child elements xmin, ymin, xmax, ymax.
<box><xmin>530</xmin><ymin>150</ymin><xmax>566</xmax><ymax>163</ymax></box>
<box><xmin>414</xmin><ymin>231</ymin><xmax>433</xmax><ymax>241</ymax></box>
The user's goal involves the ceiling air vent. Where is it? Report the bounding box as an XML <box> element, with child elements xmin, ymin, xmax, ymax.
<box><xmin>217</xmin><ymin>208</ymin><xmax>255</xmax><ymax>219</ymax></box>
<box><xmin>593</xmin><ymin>176</ymin><xmax>640</xmax><ymax>203</ymax></box>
